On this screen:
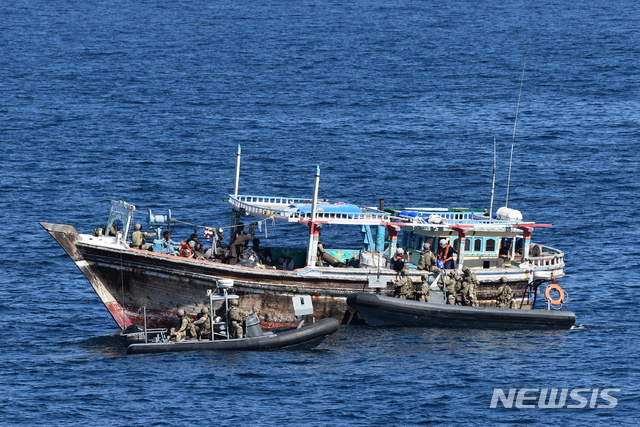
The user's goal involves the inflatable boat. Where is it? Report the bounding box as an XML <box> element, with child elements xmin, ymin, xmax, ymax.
<box><xmin>346</xmin><ymin>292</ymin><xmax>575</xmax><ymax>330</ymax></box>
<box><xmin>123</xmin><ymin>284</ymin><xmax>339</xmax><ymax>355</ymax></box>
<box><xmin>124</xmin><ymin>316</ymin><xmax>339</xmax><ymax>354</ymax></box>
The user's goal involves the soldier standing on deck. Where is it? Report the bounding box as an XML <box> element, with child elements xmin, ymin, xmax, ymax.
<box><xmin>393</xmin><ymin>270</ymin><xmax>413</xmax><ymax>299</ymax></box>
<box><xmin>193</xmin><ymin>307</ymin><xmax>211</xmax><ymax>340</ymax></box>
<box><xmin>496</xmin><ymin>276</ymin><xmax>514</xmax><ymax>308</ymax></box>
<box><xmin>461</xmin><ymin>267</ymin><xmax>479</xmax><ymax>307</ymax></box>
<box><xmin>228</xmin><ymin>299</ymin><xmax>248</xmax><ymax>338</ymax></box>
<box><xmin>417</xmin><ymin>242</ymin><xmax>442</xmax><ymax>275</ymax></box>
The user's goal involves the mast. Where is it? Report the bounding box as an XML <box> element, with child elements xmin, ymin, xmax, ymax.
<box><xmin>489</xmin><ymin>137</ymin><xmax>497</xmax><ymax>217</ymax></box>
<box><xmin>506</xmin><ymin>59</ymin><xmax>526</xmax><ymax>208</ymax></box>
<box><xmin>231</xmin><ymin>145</ymin><xmax>242</xmax><ymax>243</ymax></box>
<box><xmin>306</xmin><ymin>166</ymin><xmax>321</xmax><ymax>267</ymax></box>
<box><xmin>233</xmin><ymin>145</ymin><xmax>241</xmax><ymax>196</ymax></box>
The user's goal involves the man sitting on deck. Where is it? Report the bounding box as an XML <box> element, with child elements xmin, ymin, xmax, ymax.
<box><xmin>130</xmin><ymin>223</ymin><xmax>156</xmax><ymax>250</ymax></box>
<box><xmin>170</xmin><ymin>309</ymin><xmax>197</xmax><ymax>341</ymax></box>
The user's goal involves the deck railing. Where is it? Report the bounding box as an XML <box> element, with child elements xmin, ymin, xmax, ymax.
<box><xmin>229</xmin><ymin>195</ymin><xmax>391</xmax><ymax>224</ymax></box>
<box><xmin>529</xmin><ymin>245</ymin><xmax>564</xmax><ymax>268</ymax></box>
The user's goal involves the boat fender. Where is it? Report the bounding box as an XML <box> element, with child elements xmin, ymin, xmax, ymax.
<box><xmin>179</xmin><ymin>242</ymin><xmax>193</xmax><ymax>258</ymax></box>
<box><xmin>544</xmin><ymin>283</ymin><xmax>565</xmax><ymax>305</ymax></box>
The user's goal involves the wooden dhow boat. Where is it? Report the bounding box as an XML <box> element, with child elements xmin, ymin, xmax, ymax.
<box><xmin>42</xmin><ymin>148</ymin><xmax>566</xmax><ymax>331</ymax></box>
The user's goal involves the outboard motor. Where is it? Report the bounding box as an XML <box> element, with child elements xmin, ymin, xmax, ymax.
<box><xmin>122</xmin><ymin>324</ymin><xmax>146</xmax><ymax>346</ymax></box>
<box><xmin>245</xmin><ymin>312</ymin><xmax>263</xmax><ymax>337</ymax></box>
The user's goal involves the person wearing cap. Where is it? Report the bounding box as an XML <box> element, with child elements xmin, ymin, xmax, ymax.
<box><xmin>392</xmin><ymin>248</ymin><xmax>407</xmax><ymax>273</ymax></box>
<box><xmin>437</xmin><ymin>239</ymin><xmax>457</xmax><ymax>270</ymax></box>
<box><xmin>130</xmin><ymin>223</ymin><xmax>156</xmax><ymax>250</ymax></box>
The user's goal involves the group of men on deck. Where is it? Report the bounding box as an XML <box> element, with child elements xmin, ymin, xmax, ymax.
<box><xmin>169</xmin><ymin>299</ymin><xmax>248</xmax><ymax>342</ymax></box>
<box><xmin>393</xmin><ymin>240</ymin><xmax>513</xmax><ymax>308</ymax></box>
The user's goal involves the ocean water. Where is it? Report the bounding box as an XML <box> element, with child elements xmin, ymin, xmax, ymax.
<box><xmin>1</xmin><ymin>0</ymin><xmax>639</xmax><ymax>425</ymax></box>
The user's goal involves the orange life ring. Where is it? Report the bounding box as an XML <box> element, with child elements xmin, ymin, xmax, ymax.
<box><xmin>544</xmin><ymin>283</ymin><xmax>565</xmax><ymax>305</ymax></box>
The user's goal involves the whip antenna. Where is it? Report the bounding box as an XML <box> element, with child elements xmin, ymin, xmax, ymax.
<box><xmin>506</xmin><ymin>59</ymin><xmax>526</xmax><ymax>207</ymax></box>
<box><xmin>489</xmin><ymin>137</ymin><xmax>497</xmax><ymax>217</ymax></box>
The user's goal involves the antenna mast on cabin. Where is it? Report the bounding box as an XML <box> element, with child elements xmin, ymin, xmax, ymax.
<box><xmin>505</xmin><ymin>59</ymin><xmax>526</xmax><ymax>208</ymax></box>
<box><xmin>489</xmin><ymin>137</ymin><xmax>497</xmax><ymax>216</ymax></box>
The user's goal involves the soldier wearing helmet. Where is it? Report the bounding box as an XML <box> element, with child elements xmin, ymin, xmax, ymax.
<box><xmin>393</xmin><ymin>270</ymin><xmax>413</xmax><ymax>299</ymax></box>
<box><xmin>414</xmin><ymin>274</ymin><xmax>430</xmax><ymax>302</ymax></box>
<box><xmin>228</xmin><ymin>299</ymin><xmax>248</xmax><ymax>339</ymax></box>
<box><xmin>417</xmin><ymin>242</ymin><xmax>441</xmax><ymax>274</ymax></box>
<box><xmin>170</xmin><ymin>308</ymin><xmax>197</xmax><ymax>341</ymax></box>
<box><xmin>193</xmin><ymin>306</ymin><xmax>212</xmax><ymax>340</ymax></box>
<box><xmin>496</xmin><ymin>276</ymin><xmax>514</xmax><ymax>309</ymax></box>
<box><xmin>460</xmin><ymin>267</ymin><xmax>479</xmax><ymax>307</ymax></box>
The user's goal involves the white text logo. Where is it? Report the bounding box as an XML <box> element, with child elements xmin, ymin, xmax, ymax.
<box><xmin>490</xmin><ymin>388</ymin><xmax>620</xmax><ymax>409</ymax></box>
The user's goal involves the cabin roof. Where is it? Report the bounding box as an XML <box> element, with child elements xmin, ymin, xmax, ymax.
<box><xmin>228</xmin><ymin>195</ymin><xmax>549</xmax><ymax>231</ymax></box>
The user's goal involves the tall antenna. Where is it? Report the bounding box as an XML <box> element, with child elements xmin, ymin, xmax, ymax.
<box><xmin>489</xmin><ymin>137</ymin><xmax>497</xmax><ymax>217</ymax></box>
<box><xmin>505</xmin><ymin>59</ymin><xmax>526</xmax><ymax>207</ymax></box>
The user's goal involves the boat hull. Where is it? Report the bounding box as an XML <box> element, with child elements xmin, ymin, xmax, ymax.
<box><xmin>41</xmin><ymin>222</ymin><xmax>563</xmax><ymax>329</ymax></box>
<box><xmin>126</xmin><ymin>318</ymin><xmax>339</xmax><ymax>354</ymax></box>
<box><xmin>346</xmin><ymin>293</ymin><xmax>575</xmax><ymax>330</ymax></box>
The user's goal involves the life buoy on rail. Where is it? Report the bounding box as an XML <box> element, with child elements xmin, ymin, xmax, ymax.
<box><xmin>179</xmin><ymin>242</ymin><xmax>193</xmax><ymax>258</ymax></box>
<box><xmin>544</xmin><ymin>283</ymin><xmax>565</xmax><ymax>305</ymax></box>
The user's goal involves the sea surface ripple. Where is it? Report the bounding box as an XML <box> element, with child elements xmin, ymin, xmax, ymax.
<box><xmin>1</xmin><ymin>0</ymin><xmax>639</xmax><ymax>425</ymax></box>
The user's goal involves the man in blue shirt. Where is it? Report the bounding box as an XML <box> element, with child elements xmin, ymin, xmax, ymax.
<box><xmin>162</xmin><ymin>231</ymin><xmax>181</xmax><ymax>255</ymax></box>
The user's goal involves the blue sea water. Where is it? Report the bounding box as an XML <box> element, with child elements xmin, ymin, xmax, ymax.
<box><xmin>1</xmin><ymin>0</ymin><xmax>639</xmax><ymax>425</ymax></box>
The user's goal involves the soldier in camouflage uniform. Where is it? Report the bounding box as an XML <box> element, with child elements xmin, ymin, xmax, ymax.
<box><xmin>228</xmin><ymin>299</ymin><xmax>248</xmax><ymax>339</ymax></box>
<box><xmin>414</xmin><ymin>274</ymin><xmax>430</xmax><ymax>302</ymax></box>
<box><xmin>393</xmin><ymin>270</ymin><xmax>413</xmax><ymax>299</ymax></box>
<box><xmin>170</xmin><ymin>309</ymin><xmax>197</xmax><ymax>341</ymax></box>
<box><xmin>496</xmin><ymin>276</ymin><xmax>514</xmax><ymax>308</ymax></box>
<box><xmin>417</xmin><ymin>242</ymin><xmax>443</xmax><ymax>275</ymax></box>
<box><xmin>193</xmin><ymin>307</ymin><xmax>212</xmax><ymax>340</ymax></box>
<box><xmin>460</xmin><ymin>267</ymin><xmax>480</xmax><ymax>307</ymax></box>
<box><xmin>130</xmin><ymin>223</ymin><xmax>156</xmax><ymax>250</ymax></box>
<box><xmin>443</xmin><ymin>272</ymin><xmax>458</xmax><ymax>305</ymax></box>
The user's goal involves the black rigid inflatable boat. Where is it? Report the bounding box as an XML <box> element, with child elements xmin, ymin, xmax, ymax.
<box><xmin>125</xmin><ymin>317</ymin><xmax>339</xmax><ymax>355</ymax></box>
<box><xmin>346</xmin><ymin>293</ymin><xmax>575</xmax><ymax>330</ymax></box>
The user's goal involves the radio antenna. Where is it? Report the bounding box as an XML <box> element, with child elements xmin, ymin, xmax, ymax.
<box><xmin>505</xmin><ymin>59</ymin><xmax>526</xmax><ymax>208</ymax></box>
<box><xmin>489</xmin><ymin>137</ymin><xmax>497</xmax><ymax>217</ymax></box>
